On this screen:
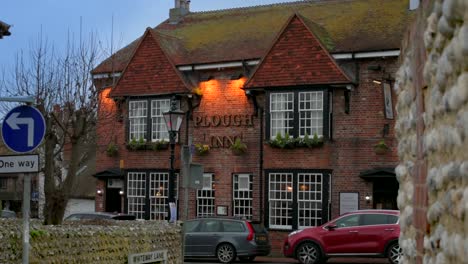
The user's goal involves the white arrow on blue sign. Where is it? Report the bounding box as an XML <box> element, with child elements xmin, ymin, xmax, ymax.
<box><xmin>2</xmin><ymin>105</ymin><xmax>46</xmax><ymax>153</ymax></box>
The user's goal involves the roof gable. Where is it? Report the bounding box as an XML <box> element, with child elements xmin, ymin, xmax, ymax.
<box><xmin>245</xmin><ymin>14</ymin><xmax>351</xmax><ymax>89</ymax></box>
<box><xmin>110</xmin><ymin>28</ymin><xmax>190</xmax><ymax>97</ymax></box>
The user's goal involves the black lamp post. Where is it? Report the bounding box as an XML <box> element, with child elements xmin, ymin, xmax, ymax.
<box><xmin>162</xmin><ymin>99</ymin><xmax>184</xmax><ymax>222</ymax></box>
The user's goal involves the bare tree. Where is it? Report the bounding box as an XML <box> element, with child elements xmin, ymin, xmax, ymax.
<box><xmin>0</xmin><ymin>30</ymin><xmax>100</xmax><ymax>224</ymax></box>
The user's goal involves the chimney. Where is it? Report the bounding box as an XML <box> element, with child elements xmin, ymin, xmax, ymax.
<box><xmin>169</xmin><ymin>0</ymin><xmax>190</xmax><ymax>24</ymax></box>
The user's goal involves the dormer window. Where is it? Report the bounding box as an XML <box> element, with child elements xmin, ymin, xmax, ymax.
<box><xmin>128</xmin><ymin>98</ymin><xmax>179</xmax><ymax>142</ymax></box>
<box><xmin>267</xmin><ymin>89</ymin><xmax>329</xmax><ymax>139</ymax></box>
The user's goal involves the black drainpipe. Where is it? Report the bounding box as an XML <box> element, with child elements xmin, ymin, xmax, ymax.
<box><xmin>259</xmin><ymin>107</ymin><xmax>264</xmax><ymax>224</ymax></box>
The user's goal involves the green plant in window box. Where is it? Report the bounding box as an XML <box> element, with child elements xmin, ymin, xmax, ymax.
<box><xmin>230</xmin><ymin>138</ymin><xmax>247</xmax><ymax>155</ymax></box>
<box><xmin>268</xmin><ymin>133</ymin><xmax>296</xmax><ymax>149</ymax></box>
<box><xmin>127</xmin><ymin>137</ymin><xmax>146</xmax><ymax>151</ymax></box>
<box><xmin>195</xmin><ymin>143</ymin><xmax>210</xmax><ymax>155</ymax></box>
<box><xmin>374</xmin><ymin>139</ymin><xmax>389</xmax><ymax>154</ymax></box>
<box><xmin>269</xmin><ymin>133</ymin><xmax>323</xmax><ymax>149</ymax></box>
<box><xmin>296</xmin><ymin>133</ymin><xmax>324</xmax><ymax>148</ymax></box>
<box><xmin>106</xmin><ymin>142</ymin><xmax>119</xmax><ymax>157</ymax></box>
<box><xmin>149</xmin><ymin>140</ymin><xmax>169</xmax><ymax>151</ymax></box>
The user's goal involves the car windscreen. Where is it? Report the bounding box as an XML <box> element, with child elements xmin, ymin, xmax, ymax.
<box><xmin>251</xmin><ymin>222</ymin><xmax>268</xmax><ymax>234</ymax></box>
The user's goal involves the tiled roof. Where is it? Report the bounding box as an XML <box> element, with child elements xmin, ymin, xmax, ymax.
<box><xmin>245</xmin><ymin>14</ymin><xmax>352</xmax><ymax>88</ymax></box>
<box><xmin>110</xmin><ymin>28</ymin><xmax>190</xmax><ymax>97</ymax></box>
<box><xmin>93</xmin><ymin>0</ymin><xmax>413</xmax><ymax>74</ymax></box>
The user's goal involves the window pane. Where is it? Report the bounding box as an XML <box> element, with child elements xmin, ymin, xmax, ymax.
<box><xmin>298</xmin><ymin>173</ymin><xmax>323</xmax><ymax>229</ymax></box>
<box><xmin>151</xmin><ymin>99</ymin><xmax>171</xmax><ymax>141</ymax></box>
<box><xmin>197</xmin><ymin>174</ymin><xmax>215</xmax><ymax>217</ymax></box>
<box><xmin>127</xmin><ymin>172</ymin><xmax>146</xmax><ymax>220</ymax></box>
<box><xmin>270</xmin><ymin>93</ymin><xmax>294</xmax><ymax>138</ymax></box>
<box><xmin>268</xmin><ymin>173</ymin><xmax>293</xmax><ymax>229</ymax></box>
<box><xmin>129</xmin><ymin>101</ymin><xmax>147</xmax><ymax>141</ymax></box>
<box><xmin>233</xmin><ymin>174</ymin><xmax>253</xmax><ymax>220</ymax></box>
<box><xmin>299</xmin><ymin>91</ymin><xmax>323</xmax><ymax>137</ymax></box>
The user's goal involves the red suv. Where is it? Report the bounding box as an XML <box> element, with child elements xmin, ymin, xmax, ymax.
<box><xmin>283</xmin><ymin>210</ymin><xmax>401</xmax><ymax>264</ymax></box>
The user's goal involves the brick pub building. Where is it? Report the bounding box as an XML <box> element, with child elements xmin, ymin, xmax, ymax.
<box><xmin>92</xmin><ymin>0</ymin><xmax>413</xmax><ymax>254</ymax></box>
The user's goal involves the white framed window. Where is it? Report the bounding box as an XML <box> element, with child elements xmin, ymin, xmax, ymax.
<box><xmin>149</xmin><ymin>172</ymin><xmax>169</xmax><ymax>220</ymax></box>
<box><xmin>298</xmin><ymin>173</ymin><xmax>323</xmax><ymax>229</ymax></box>
<box><xmin>299</xmin><ymin>91</ymin><xmax>323</xmax><ymax>137</ymax></box>
<box><xmin>268</xmin><ymin>173</ymin><xmax>293</xmax><ymax>229</ymax></box>
<box><xmin>270</xmin><ymin>92</ymin><xmax>294</xmax><ymax>138</ymax></box>
<box><xmin>127</xmin><ymin>172</ymin><xmax>146</xmax><ymax>219</ymax></box>
<box><xmin>233</xmin><ymin>174</ymin><xmax>253</xmax><ymax>219</ymax></box>
<box><xmin>197</xmin><ymin>173</ymin><xmax>215</xmax><ymax>217</ymax></box>
<box><xmin>129</xmin><ymin>100</ymin><xmax>147</xmax><ymax>141</ymax></box>
<box><xmin>151</xmin><ymin>99</ymin><xmax>171</xmax><ymax>141</ymax></box>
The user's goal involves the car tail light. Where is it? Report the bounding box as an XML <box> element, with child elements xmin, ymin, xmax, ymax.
<box><xmin>246</xmin><ymin>221</ymin><xmax>254</xmax><ymax>241</ymax></box>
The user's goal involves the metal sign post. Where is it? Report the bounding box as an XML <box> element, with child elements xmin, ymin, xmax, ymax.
<box><xmin>0</xmin><ymin>98</ymin><xmax>45</xmax><ymax>264</ymax></box>
<box><xmin>21</xmin><ymin>173</ymin><xmax>31</xmax><ymax>264</ymax></box>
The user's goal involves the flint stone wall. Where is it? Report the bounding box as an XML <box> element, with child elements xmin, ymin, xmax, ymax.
<box><xmin>0</xmin><ymin>219</ymin><xmax>183</xmax><ymax>264</ymax></box>
<box><xmin>394</xmin><ymin>0</ymin><xmax>467</xmax><ymax>263</ymax></box>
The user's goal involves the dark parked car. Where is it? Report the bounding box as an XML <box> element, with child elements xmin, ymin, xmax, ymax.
<box><xmin>0</xmin><ymin>209</ymin><xmax>16</xmax><ymax>218</ymax></box>
<box><xmin>184</xmin><ymin>217</ymin><xmax>271</xmax><ymax>263</ymax></box>
<box><xmin>284</xmin><ymin>210</ymin><xmax>401</xmax><ymax>264</ymax></box>
<box><xmin>64</xmin><ymin>212</ymin><xmax>136</xmax><ymax>221</ymax></box>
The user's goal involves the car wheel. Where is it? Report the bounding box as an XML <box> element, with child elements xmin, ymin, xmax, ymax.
<box><xmin>216</xmin><ymin>243</ymin><xmax>236</xmax><ymax>263</ymax></box>
<box><xmin>387</xmin><ymin>242</ymin><xmax>402</xmax><ymax>264</ymax></box>
<box><xmin>239</xmin><ymin>256</ymin><xmax>255</xmax><ymax>262</ymax></box>
<box><xmin>296</xmin><ymin>242</ymin><xmax>323</xmax><ymax>264</ymax></box>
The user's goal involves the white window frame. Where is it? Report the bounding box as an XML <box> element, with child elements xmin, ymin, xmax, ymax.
<box><xmin>129</xmin><ymin>100</ymin><xmax>148</xmax><ymax>141</ymax></box>
<box><xmin>197</xmin><ymin>173</ymin><xmax>215</xmax><ymax>217</ymax></box>
<box><xmin>297</xmin><ymin>173</ymin><xmax>323</xmax><ymax>229</ymax></box>
<box><xmin>299</xmin><ymin>91</ymin><xmax>323</xmax><ymax>138</ymax></box>
<box><xmin>233</xmin><ymin>174</ymin><xmax>253</xmax><ymax>219</ymax></box>
<box><xmin>149</xmin><ymin>172</ymin><xmax>169</xmax><ymax>220</ymax></box>
<box><xmin>270</xmin><ymin>92</ymin><xmax>294</xmax><ymax>139</ymax></box>
<box><xmin>127</xmin><ymin>172</ymin><xmax>146</xmax><ymax>219</ymax></box>
<box><xmin>268</xmin><ymin>173</ymin><xmax>293</xmax><ymax>229</ymax></box>
<box><xmin>151</xmin><ymin>99</ymin><xmax>171</xmax><ymax>142</ymax></box>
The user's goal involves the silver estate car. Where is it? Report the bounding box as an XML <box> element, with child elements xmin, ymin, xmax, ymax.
<box><xmin>184</xmin><ymin>217</ymin><xmax>271</xmax><ymax>263</ymax></box>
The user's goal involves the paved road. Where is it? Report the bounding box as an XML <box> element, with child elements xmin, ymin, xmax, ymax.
<box><xmin>185</xmin><ymin>256</ymin><xmax>389</xmax><ymax>263</ymax></box>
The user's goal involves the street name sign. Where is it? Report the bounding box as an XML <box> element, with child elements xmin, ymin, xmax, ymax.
<box><xmin>0</xmin><ymin>155</ymin><xmax>39</xmax><ymax>173</ymax></box>
<box><xmin>128</xmin><ymin>250</ymin><xmax>167</xmax><ymax>264</ymax></box>
<box><xmin>2</xmin><ymin>105</ymin><xmax>46</xmax><ymax>153</ymax></box>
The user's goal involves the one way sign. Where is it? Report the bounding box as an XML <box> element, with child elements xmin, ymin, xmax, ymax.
<box><xmin>2</xmin><ymin>105</ymin><xmax>46</xmax><ymax>153</ymax></box>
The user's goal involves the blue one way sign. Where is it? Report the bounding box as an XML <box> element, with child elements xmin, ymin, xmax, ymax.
<box><xmin>2</xmin><ymin>105</ymin><xmax>46</xmax><ymax>153</ymax></box>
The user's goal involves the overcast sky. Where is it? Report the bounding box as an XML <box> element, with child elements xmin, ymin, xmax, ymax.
<box><xmin>1</xmin><ymin>0</ymin><xmax>301</xmax><ymax>71</ymax></box>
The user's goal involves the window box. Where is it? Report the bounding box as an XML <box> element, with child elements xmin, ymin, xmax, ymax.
<box><xmin>127</xmin><ymin>138</ymin><xmax>146</xmax><ymax>151</ymax></box>
<box><xmin>267</xmin><ymin>133</ymin><xmax>323</xmax><ymax>149</ymax></box>
<box><xmin>195</xmin><ymin>143</ymin><xmax>210</xmax><ymax>155</ymax></box>
<box><xmin>148</xmin><ymin>140</ymin><xmax>169</xmax><ymax>151</ymax></box>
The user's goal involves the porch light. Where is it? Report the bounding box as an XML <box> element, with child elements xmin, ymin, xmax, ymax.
<box><xmin>96</xmin><ymin>189</ymin><xmax>103</xmax><ymax>195</ymax></box>
<box><xmin>119</xmin><ymin>190</ymin><xmax>124</xmax><ymax>195</ymax></box>
<box><xmin>365</xmin><ymin>194</ymin><xmax>371</xmax><ymax>203</ymax></box>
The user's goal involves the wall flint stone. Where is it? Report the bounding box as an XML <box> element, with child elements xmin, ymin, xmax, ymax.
<box><xmin>0</xmin><ymin>219</ymin><xmax>183</xmax><ymax>264</ymax></box>
<box><xmin>395</xmin><ymin>0</ymin><xmax>467</xmax><ymax>262</ymax></box>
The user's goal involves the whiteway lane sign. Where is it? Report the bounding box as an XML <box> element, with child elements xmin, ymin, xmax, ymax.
<box><xmin>0</xmin><ymin>155</ymin><xmax>39</xmax><ymax>173</ymax></box>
